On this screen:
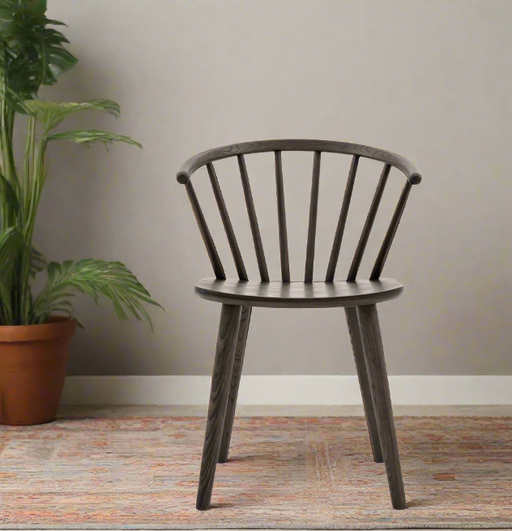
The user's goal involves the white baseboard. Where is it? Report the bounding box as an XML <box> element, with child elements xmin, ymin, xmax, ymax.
<box><xmin>61</xmin><ymin>375</ymin><xmax>512</xmax><ymax>406</ymax></box>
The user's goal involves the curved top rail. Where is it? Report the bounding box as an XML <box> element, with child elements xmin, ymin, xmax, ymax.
<box><xmin>177</xmin><ymin>139</ymin><xmax>422</xmax><ymax>185</ymax></box>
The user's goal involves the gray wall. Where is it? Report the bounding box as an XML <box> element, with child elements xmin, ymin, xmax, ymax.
<box><xmin>38</xmin><ymin>0</ymin><xmax>512</xmax><ymax>376</ymax></box>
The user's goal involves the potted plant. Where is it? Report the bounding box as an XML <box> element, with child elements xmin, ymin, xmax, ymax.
<box><xmin>0</xmin><ymin>0</ymin><xmax>161</xmax><ymax>425</ymax></box>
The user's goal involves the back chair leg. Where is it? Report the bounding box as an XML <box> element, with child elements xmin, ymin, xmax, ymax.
<box><xmin>344</xmin><ymin>307</ymin><xmax>383</xmax><ymax>462</ymax></box>
<box><xmin>196</xmin><ymin>304</ymin><xmax>242</xmax><ymax>511</ymax></box>
<box><xmin>357</xmin><ymin>304</ymin><xmax>406</xmax><ymax>510</ymax></box>
<box><xmin>218</xmin><ymin>306</ymin><xmax>252</xmax><ymax>463</ymax></box>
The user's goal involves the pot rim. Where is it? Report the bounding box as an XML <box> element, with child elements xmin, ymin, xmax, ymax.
<box><xmin>0</xmin><ymin>316</ymin><xmax>76</xmax><ymax>342</ymax></box>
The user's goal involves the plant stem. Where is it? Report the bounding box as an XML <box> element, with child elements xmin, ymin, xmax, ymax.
<box><xmin>0</xmin><ymin>81</ymin><xmax>11</xmax><ymax>226</ymax></box>
<box><xmin>24</xmin><ymin>116</ymin><xmax>36</xmax><ymax>223</ymax></box>
<box><xmin>26</xmin><ymin>138</ymin><xmax>47</xmax><ymax>244</ymax></box>
<box><xmin>1</xmin><ymin>78</ymin><xmax>19</xmax><ymax>323</ymax></box>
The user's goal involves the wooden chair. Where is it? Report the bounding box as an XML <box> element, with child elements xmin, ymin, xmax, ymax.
<box><xmin>177</xmin><ymin>139</ymin><xmax>422</xmax><ymax>511</ymax></box>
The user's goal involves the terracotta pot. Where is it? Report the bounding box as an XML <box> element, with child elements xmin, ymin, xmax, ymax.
<box><xmin>0</xmin><ymin>316</ymin><xmax>76</xmax><ymax>426</ymax></box>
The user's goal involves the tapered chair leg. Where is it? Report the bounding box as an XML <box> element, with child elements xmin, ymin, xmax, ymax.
<box><xmin>357</xmin><ymin>304</ymin><xmax>406</xmax><ymax>510</ymax></box>
<box><xmin>345</xmin><ymin>307</ymin><xmax>383</xmax><ymax>463</ymax></box>
<box><xmin>218</xmin><ymin>306</ymin><xmax>252</xmax><ymax>463</ymax></box>
<box><xmin>196</xmin><ymin>304</ymin><xmax>242</xmax><ymax>511</ymax></box>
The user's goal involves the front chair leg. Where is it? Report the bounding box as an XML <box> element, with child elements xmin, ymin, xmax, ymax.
<box><xmin>218</xmin><ymin>306</ymin><xmax>252</xmax><ymax>463</ymax></box>
<box><xmin>357</xmin><ymin>304</ymin><xmax>406</xmax><ymax>510</ymax></box>
<box><xmin>196</xmin><ymin>304</ymin><xmax>242</xmax><ymax>511</ymax></box>
<box><xmin>345</xmin><ymin>307</ymin><xmax>383</xmax><ymax>462</ymax></box>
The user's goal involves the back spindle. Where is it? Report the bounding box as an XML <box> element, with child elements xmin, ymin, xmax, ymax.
<box><xmin>237</xmin><ymin>155</ymin><xmax>269</xmax><ymax>282</ymax></box>
<box><xmin>304</xmin><ymin>151</ymin><xmax>321</xmax><ymax>282</ymax></box>
<box><xmin>274</xmin><ymin>151</ymin><xmax>291</xmax><ymax>282</ymax></box>
<box><xmin>325</xmin><ymin>155</ymin><xmax>360</xmax><ymax>282</ymax></box>
<box><xmin>347</xmin><ymin>163</ymin><xmax>391</xmax><ymax>282</ymax></box>
<box><xmin>185</xmin><ymin>181</ymin><xmax>226</xmax><ymax>280</ymax></box>
<box><xmin>370</xmin><ymin>180</ymin><xmax>412</xmax><ymax>280</ymax></box>
<box><xmin>207</xmin><ymin>163</ymin><xmax>248</xmax><ymax>281</ymax></box>
<box><xmin>178</xmin><ymin>141</ymin><xmax>421</xmax><ymax>285</ymax></box>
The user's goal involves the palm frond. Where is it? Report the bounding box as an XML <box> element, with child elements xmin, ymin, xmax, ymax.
<box><xmin>45</xmin><ymin>130</ymin><xmax>142</xmax><ymax>149</ymax></box>
<box><xmin>31</xmin><ymin>259</ymin><xmax>162</xmax><ymax>329</ymax></box>
<box><xmin>30</xmin><ymin>246</ymin><xmax>47</xmax><ymax>279</ymax></box>
<box><xmin>24</xmin><ymin>99</ymin><xmax>121</xmax><ymax>132</ymax></box>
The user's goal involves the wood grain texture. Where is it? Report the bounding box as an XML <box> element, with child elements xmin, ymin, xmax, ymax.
<box><xmin>196</xmin><ymin>304</ymin><xmax>242</xmax><ymax>511</ymax></box>
<box><xmin>325</xmin><ymin>155</ymin><xmax>359</xmax><ymax>282</ymax></box>
<box><xmin>370</xmin><ymin>181</ymin><xmax>412</xmax><ymax>281</ymax></box>
<box><xmin>344</xmin><ymin>307</ymin><xmax>383</xmax><ymax>463</ymax></box>
<box><xmin>178</xmin><ymin>139</ymin><xmax>423</xmax><ymax>512</ymax></box>
<box><xmin>179</xmin><ymin>140</ymin><xmax>422</xmax><ymax>285</ymax></box>
<box><xmin>185</xmin><ymin>181</ymin><xmax>226</xmax><ymax>280</ymax></box>
<box><xmin>347</xmin><ymin>164</ymin><xmax>391</xmax><ymax>282</ymax></box>
<box><xmin>304</xmin><ymin>151</ymin><xmax>321</xmax><ymax>282</ymax></box>
<box><xmin>237</xmin><ymin>155</ymin><xmax>269</xmax><ymax>282</ymax></box>
<box><xmin>195</xmin><ymin>278</ymin><xmax>403</xmax><ymax>308</ymax></box>
<box><xmin>177</xmin><ymin>139</ymin><xmax>422</xmax><ymax>185</ymax></box>
<box><xmin>218</xmin><ymin>306</ymin><xmax>252</xmax><ymax>464</ymax></box>
<box><xmin>357</xmin><ymin>304</ymin><xmax>406</xmax><ymax>510</ymax></box>
<box><xmin>275</xmin><ymin>151</ymin><xmax>290</xmax><ymax>282</ymax></box>
<box><xmin>207</xmin><ymin>163</ymin><xmax>248</xmax><ymax>281</ymax></box>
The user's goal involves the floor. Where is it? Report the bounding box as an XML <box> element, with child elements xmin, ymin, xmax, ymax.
<box><xmin>57</xmin><ymin>404</ymin><xmax>512</xmax><ymax>418</ymax></box>
<box><xmin>52</xmin><ymin>404</ymin><xmax>512</xmax><ymax>531</ymax></box>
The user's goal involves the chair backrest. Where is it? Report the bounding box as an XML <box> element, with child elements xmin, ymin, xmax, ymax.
<box><xmin>177</xmin><ymin>139</ymin><xmax>422</xmax><ymax>283</ymax></box>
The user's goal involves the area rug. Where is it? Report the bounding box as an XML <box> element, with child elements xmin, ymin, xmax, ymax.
<box><xmin>0</xmin><ymin>416</ymin><xmax>511</xmax><ymax>529</ymax></box>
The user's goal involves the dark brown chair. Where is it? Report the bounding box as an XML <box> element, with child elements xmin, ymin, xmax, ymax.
<box><xmin>177</xmin><ymin>139</ymin><xmax>422</xmax><ymax>511</ymax></box>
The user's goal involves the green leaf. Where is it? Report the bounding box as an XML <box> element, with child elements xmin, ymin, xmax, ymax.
<box><xmin>29</xmin><ymin>246</ymin><xmax>47</xmax><ymax>279</ymax></box>
<box><xmin>24</xmin><ymin>99</ymin><xmax>121</xmax><ymax>132</ymax></box>
<box><xmin>31</xmin><ymin>259</ymin><xmax>162</xmax><ymax>328</ymax></box>
<box><xmin>0</xmin><ymin>227</ymin><xmax>24</xmax><ymax>277</ymax></box>
<box><xmin>46</xmin><ymin>261</ymin><xmax>60</xmax><ymax>284</ymax></box>
<box><xmin>0</xmin><ymin>1</ymin><xmax>77</xmax><ymax>110</ymax></box>
<box><xmin>43</xmin><ymin>31</ymin><xmax>77</xmax><ymax>84</ymax></box>
<box><xmin>45</xmin><ymin>130</ymin><xmax>143</xmax><ymax>149</ymax></box>
<box><xmin>0</xmin><ymin>171</ymin><xmax>22</xmax><ymax>221</ymax></box>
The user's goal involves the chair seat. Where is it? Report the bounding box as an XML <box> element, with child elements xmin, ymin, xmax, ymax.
<box><xmin>194</xmin><ymin>278</ymin><xmax>404</xmax><ymax>308</ymax></box>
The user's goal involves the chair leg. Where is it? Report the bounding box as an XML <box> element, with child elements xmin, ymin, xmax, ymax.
<box><xmin>218</xmin><ymin>306</ymin><xmax>252</xmax><ymax>463</ymax></box>
<box><xmin>357</xmin><ymin>304</ymin><xmax>406</xmax><ymax>510</ymax></box>
<box><xmin>196</xmin><ymin>304</ymin><xmax>242</xmax><ymax>511</ymax></box>
<box><xmin>344</xmin><ymin>307</ymin><xmax>383</xmax><ymax>463</ymax></box>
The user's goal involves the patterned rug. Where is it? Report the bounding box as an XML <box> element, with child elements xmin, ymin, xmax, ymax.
<box><xmin>0</xmin><ymin>416</ymin><xmax>511</xmax><ymax>529</ymax></box>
